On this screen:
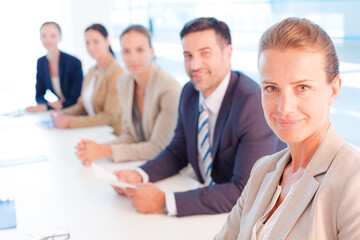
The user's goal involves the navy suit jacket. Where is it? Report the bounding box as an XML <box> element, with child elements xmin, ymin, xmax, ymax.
<box><xmin>140</xmin><ymin>71</ymin><xmax>286</xmax><ymax>217</ymax></box>
<box><xmin>36</xmin><ymin>51</ymin><xmax>83</xmax><ymax>109</ymax></box>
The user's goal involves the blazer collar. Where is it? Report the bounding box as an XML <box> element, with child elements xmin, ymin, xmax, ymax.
<box><xmin>190</xmin><ymin>71</ymin><xmax>237</xmax><ymax>182</ymax></box>
<box><xmin>142</xmin><ymin>63</ymin><xmax>158</xmax><ymax>138</ymax></box>
<box><xmin>211</xmin><ymin>71</ymin><xmax>238</xmax><ymax>158</ymax></box>
<box><xmin>43</xmin><ymin>52</ymin><xmax>64</xmax><ymax>91</ymax></box>
<box><xmin>125</xmin><ymin>62</ymin><xmax>158</xmax><ymax>141</ymax></box>
<box><xmin>92</xmin><ymin>54</ymin><xmax>115</xmax><ymax>101</ymax></box>
<box><xmin>126</xmin><ymin>78</ymin><xmax>138</xmax><ymax>142</ymax></box>
<box><xmin>58</xmin><ymin>51</ymin><xmax>65</xmax><ymax>88</ymax></box>
<box><xmin>42</xmin><ymin>56</ymin><xmax>51</xmax><ymax>88</ymax></box>
<box><xmin>188</xmin><ymin>86</ymin><xmax>201</xmax><ymax>181</ymax></box>
<box><xmin>243</xmin><ymin>149</ymin><xmax>291</xmax><ymax>233</ymax></box>
<box><xmin>267</xmin><ymin>125</ymin><xmax>345</xmax><ymax>239</ymax></box>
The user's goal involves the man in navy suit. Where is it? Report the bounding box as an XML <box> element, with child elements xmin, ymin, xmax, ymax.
<box><xmin>113</xmin><ymin>17</ymin><xmax>286</xmax><ymax>217</ymax></box>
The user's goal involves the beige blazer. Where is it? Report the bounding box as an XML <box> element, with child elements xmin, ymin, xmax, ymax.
<box><xmin>215</xmin><ymin>125</ymin><xmax>360</xmax><ymax>240</ymax></box>
<box><xmin>63</xmin><ymin>55</ymin><xmax>124</xmax><ymax>135</ymax></box>
<box><xmin>110</xmin><ymin>63</ymin><xmax>181</xmax><ymax>162</ymax></box>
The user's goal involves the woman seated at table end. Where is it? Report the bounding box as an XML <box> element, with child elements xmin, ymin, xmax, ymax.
<box><xmin>215</xmin><ymin>17</ymin><xmax>360</xmax><ymax>240</ymax></box>
<box><xmin>75</xmin><ymin>24</ymin><xmax>181</xmax><ymax>164</ymax></box>
<box><xmin>51</xmin><ymin>23</ymin><xmax>124</xmax><ymax>136</ymax></box>
<box><xmin>26</xmin><ymin>21</ymin><xmax>83</xmax><ymax>112</ymax></box>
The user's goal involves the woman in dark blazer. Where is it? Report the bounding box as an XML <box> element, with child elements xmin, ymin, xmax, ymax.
<box><xmin>26</xmin><ymin>22</ymin><xmax>83</xmax><ymax>112</ymax></box>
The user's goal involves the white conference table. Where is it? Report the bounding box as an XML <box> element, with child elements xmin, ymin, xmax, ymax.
<box><xmin>0</xmin><ymin>112</ymin><xmax>227</xmax><ymax>240</ymax></box>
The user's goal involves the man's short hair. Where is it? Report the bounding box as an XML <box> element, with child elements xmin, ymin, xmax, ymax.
<box><xmin>180</xmin><ymin>17</ymin><xmax>231</xmax><ymax>47</ymax></box>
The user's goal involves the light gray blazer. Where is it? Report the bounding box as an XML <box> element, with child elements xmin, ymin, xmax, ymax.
<box><xmin>215</xmin><ymin>125</ymin><xmax>360</xmax><ymax>240</ymax></box>
<box><xmin>110</xmin><ymin>63</ymin><xmax>181</xmax><ymax>162</ymax></box>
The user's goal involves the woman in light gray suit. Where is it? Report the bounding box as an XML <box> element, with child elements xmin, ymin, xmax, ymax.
<box><xmin>76</xmin><ymin>25</ymin><xmax>181</xmax><ymax>164</ymax></box>
<box><xmin>215</xmin><ymin>18</ymin><xmax>360</xmax><ymax>239</ymax></box>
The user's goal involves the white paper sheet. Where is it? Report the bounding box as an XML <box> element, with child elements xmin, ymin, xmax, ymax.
<box><xmin>91</xmin><ymin>162</ymin><xmax>136</xmax><ymax>189</ymax></box>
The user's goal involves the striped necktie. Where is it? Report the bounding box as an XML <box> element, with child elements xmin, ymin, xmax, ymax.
<box><xmin>198</xmin><ymin>103</ymin><xmax>214</xmax><ymax>186</ymax></box>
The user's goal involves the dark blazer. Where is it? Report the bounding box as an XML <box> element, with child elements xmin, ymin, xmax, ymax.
<box><xmin>140</xmin><ymin>71</ymin><xmax>286</xmax><ymax>217</ymax></box>
<box><xmin>35</xmin><ymin>51</ymin><xmax>83</xmax><ymax>109</ymax></box>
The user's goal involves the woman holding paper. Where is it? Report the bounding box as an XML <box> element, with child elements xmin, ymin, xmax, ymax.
<box><xmin>26</xmin><ymin>22</ymin><xmax>83</xmax><ymax>112</ymax></box>
<box><xmin>76</xmin><ymin>24</ymin><xmax>181</xmax><ymax>164</ymax></box>
<box><xmin>51</xmin><ymin>23</ymin><xmax>124</xmax><ymax>135</ymax></box>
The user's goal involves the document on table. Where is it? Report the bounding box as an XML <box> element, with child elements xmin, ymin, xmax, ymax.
<box><xmin>37</xmin><ymin>119</ymin><xmax>56</xmax><ymax>128</ymax></box>
<box><xmin>0</xmin><ymin>199</ymin><xmax>16</xmax><ymax>230</ymax></box>
<box><xmin>91</xmin><ymin>163</ymin><xmax>136</xmax><ymax>189</ymax></box>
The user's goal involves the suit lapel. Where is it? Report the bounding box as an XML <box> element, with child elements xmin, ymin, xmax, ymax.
<box><xmin>43</xmin><ymin>57</ymin><xmax>52</xmax><ymax>92</ymax></box>
<box><xmin>58</xmin><ymin>51</ymin><xmax>64</xmax><ymax>91</ymax></box>
<box><xmin>127</xmin><ymin>78</ymin><xmax>139</xmax><ymax>142</ymax></box>
<box><xmin>188</xmin><ymin>89</ymin><xmax>201</xmax><ymax>181</ymax></box>
<box><xmin>268</xmin><ymin>170</ymin><xmax>320</xmax><ymax>239</ymax></box>
<box><xmin>92</xmin><ymin>67</ymin><xmax>103</xmax><ymax>102</ymax></box>
<box><xmin>211</xmin><ymin>72</ymin><xmax>237</xmax><ymax>158</ymax></box>
<box><xmin>242</xmin><ymin>151</ymin><xmax>291</xmax><ymax>233</ymax></box>
<box><xmin>92</xmin><ymin>55</ymin><xmax>114</xmax><ymax>105</ymax></box>
<box><xmin>142</xmin><ymin>63</ymin><xmax>157</xmax><ymax>139</ymax></box>
<box><xmin>268</xmin><ymin>125</ymin><xmax>345</xmax><ymax>239</ymax></box>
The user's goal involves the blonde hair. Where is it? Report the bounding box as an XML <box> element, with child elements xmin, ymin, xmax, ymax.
<box><xmin>258</xmin><ymin>17</ymin><xmax>339</xmax><ymax>83</ymax></box>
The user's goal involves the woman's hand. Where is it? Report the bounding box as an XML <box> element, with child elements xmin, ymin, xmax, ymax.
<box><xmin>25</xmin><ymin>104</ymin><xmax>47</xmax><ymax>112</ymax></box>
<box><xmin>48</xmin><ymin>100</ymin><xmax>63</xmax><ymax>110</ymax></box>
<box><xmin>75</xmin><ymin>139</ymin><xmax>112</xmax><ymax>165</ymax></box>
<box><xmin>50</xmin><ymin>110</ymin><xmax>70</xmax><ymax>128</ymax></box>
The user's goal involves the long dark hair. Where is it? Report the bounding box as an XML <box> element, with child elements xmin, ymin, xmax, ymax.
<box><xmin>85</xmin><ymin>23</ymin><xmax>114</xmax><ymax>57</ymax></box>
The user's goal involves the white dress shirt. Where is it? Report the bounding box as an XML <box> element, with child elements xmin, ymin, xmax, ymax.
<box><xmin>136</xmin><ymin>72</ymin><xmax>231</xmax><ymax>216</ymax></box>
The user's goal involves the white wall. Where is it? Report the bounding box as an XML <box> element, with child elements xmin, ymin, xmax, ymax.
<box><xmin>65</xmin><ymin>0</ymin><xmax>113</xmax><ymax>71</ymax></box>
<box><xmin>0</xmin><ymin>0</ymin><xmax>113</xmax><ymax>112</ymax></box>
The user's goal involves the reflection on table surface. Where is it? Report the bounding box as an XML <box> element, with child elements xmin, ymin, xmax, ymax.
<box><xmin>0</xmin><ymin>112</ymin><xmax>227</xmax><ymax>240</ymax></box>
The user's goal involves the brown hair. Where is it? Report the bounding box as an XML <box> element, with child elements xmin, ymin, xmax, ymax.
<box><xmin>180</xmin><ymin>17</ymin><xmax>231</xmax><ymax>48</ymax></box>
<box><xmin>85</xmin><ymin>23</ymin><xmax>114</xmax><ymax>57</ymax></box>
<box><xmin>120</xmin><ymin>24</ymin><xmax>152</xmax><ymax>47</ymax></box>
<box><xmin>258</xmin><ymin>17</ymin><xmax>339</xmax><ymax>83</ymax></box>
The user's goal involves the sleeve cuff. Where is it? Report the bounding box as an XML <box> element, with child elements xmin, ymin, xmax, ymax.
<box><xmin>165</xmin><ymin>192</ymin><xmax>177</xmax><ymax>216</ymax></box>
<box><xmin>134</xmin><ymin>167</ymin><xmax>149</xmax><ymax>183</ymax></box>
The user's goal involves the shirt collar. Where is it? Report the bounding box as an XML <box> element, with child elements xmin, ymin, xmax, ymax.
<box><xmin>199</xmin><ymin>71</ymin><xmax>231</xmax><ymax>115</ymax></box>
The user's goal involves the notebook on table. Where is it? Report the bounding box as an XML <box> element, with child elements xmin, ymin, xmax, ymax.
<box><xmin>0</xmin><ymin>199</ymin><xmax>16</xmax><ymax>230</ymax></box>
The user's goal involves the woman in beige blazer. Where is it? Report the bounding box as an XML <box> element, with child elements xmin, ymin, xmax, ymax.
<box><xmin>51</xmin><ymin>24</ymin><xmax>124</xmax><ymax>135</ymax></box>
<box><xmin>215</xmin><ymin>18</ymin><xmax>360</xmax><ymax>239</ymax></box>
<box><xmin>76</xmin><ymin>25</ymin><xmax>181</xmax><ymax>164</ymax></box>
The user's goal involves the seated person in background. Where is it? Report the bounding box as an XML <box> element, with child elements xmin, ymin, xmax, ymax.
<box><xmin>215</xmin><ymin>17</ymin><xmax>360</xmax><ymax>240</ymax></box>
<box><xmin>112</xmin><ymin>17</ymin><xmax>286</xmax><ymax>217</ymax></box>
<box><xmin>51</xmin><ymin>23</ymin><xmax>124</xmax><ymax>136</ymax></box>
<box><xmin>26</xmin><ymin>21</ymin><xmax>83</xmax><ymax>112</ymax></box>
<box><xmin>76</xmin><ymin>25</ymin><xmax>181</xmax><ymax>164</ymax></box>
